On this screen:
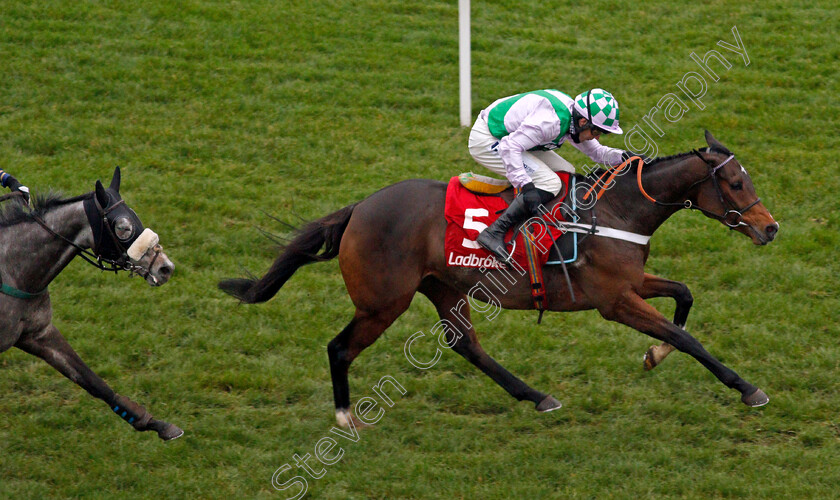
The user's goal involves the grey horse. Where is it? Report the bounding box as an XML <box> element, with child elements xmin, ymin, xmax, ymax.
<box><xmin>0</xmin><ymin>167</ymin><xmax>182</xmax><ymax>440</ymax></box>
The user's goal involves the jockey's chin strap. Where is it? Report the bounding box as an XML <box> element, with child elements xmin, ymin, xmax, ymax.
<box><xmin>634</xmin><ymin>151</ymin><xmax>761</xmax><ymax>229</ymax></box>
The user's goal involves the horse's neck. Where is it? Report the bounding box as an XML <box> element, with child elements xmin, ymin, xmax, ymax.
<box><xmin>600</xmin><ymin>155</ymin><xmax>709</xmax><ymax>235</ymax></box>
<box><xmin>1</xmin><ymin>200</ymin><xmax>92</xmax><ymax>292</ymax></box>
<box><xmin>643</xmin><ymin>155</ymin><xmax>711</xmax><ymax>205</ymax></box>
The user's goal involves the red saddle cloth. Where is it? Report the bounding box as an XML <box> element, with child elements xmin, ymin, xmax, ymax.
<box><xmin>444</xmin><ymin>173</ymin><xmax>569</xmax><ymax>269</ymax></box>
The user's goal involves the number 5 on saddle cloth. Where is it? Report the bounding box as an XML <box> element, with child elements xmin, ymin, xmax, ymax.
<box><xmin>445</xmin><ymin>172</ymin><xmax>579</xmax><ymax>268</ymax></box>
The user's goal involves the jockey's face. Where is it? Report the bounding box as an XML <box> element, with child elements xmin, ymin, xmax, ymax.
<box><xmin>577</xmin><ymin>118</ymin><xmax>603</xmax><ymax>141</ymax></box>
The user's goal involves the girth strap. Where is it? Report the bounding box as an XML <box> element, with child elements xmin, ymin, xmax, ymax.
<box><xmin>522</xmin><ymin>228</ymin><xmax>548</xmax><ymax>322</ymax></box>
<box><xmin>514</xmin><ymin>187</ymin><xmax>549</xmax><ymax>322</ymax></box>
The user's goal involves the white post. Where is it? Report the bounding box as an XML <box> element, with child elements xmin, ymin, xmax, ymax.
<box><xmin>458</xmin><ymin>0</ymin><xmax>471</xmax><ymax>127</ymax></box>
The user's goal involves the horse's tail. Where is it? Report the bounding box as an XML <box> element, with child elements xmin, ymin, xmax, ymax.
<box><xmin>218</xmin><ymin>203</ymin><xmax>357</xmax><ymax>304</ymax></box>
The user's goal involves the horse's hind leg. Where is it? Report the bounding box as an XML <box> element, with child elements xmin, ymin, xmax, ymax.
<box><xmin>636</xmin><ymin>273</ymin><xmax>694</xmax><ymax>370</ymax></box>
<box><xmin>15</xmin><ymin>324</ymin><xmax>184</xmax><ymax>440</ymax></box>
<box><xmin>418</xmin><ymin>278</ymin><xmax>561</xmax><ymax>412</ymax></box>
<box><xmin>609</xmin><ymin>291</ymin><xmax>768</xmax><ymax>407</ymax></box>
<box><xmin>328</xmin><ymin>298</ymin><xmax>413</xmax><ymax>428</ymax></box>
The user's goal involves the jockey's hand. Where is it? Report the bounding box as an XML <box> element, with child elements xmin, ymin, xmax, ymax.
<box><xmin>17</xmin><ymin>186</ymin><xmax>30</xmax><ymax>206</ymax></box>
<box><xmin>7</xmin><ymin>178</ymin><xmax>30</xmax><ymax>205</ymax></box>
<box><xmin>622</xmin><ymin>151</ymin><xmax>652</xmax><ymax>164</ymax></box>
<box><xmin>520</xmin><ymin>182</ymin><xmax>542</xmax><ymax>216</ymax></box>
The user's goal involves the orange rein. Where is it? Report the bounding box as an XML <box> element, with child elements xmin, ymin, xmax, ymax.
<box><xmin>582</xmin><ymin>156</ymin><xmax>658</xmax><ymax>204</ymax></box>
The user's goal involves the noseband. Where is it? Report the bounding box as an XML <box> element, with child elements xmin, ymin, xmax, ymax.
<box><xmin>636</xmin><ymin>151</ymin><xmax>761</xmax><ymax>229</ymax></box>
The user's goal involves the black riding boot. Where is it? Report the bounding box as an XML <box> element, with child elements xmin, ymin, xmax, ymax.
<box><xmin>476</xmin><ymin>195</ymin><xmax>531</xmax><ymax>265</ymax></box>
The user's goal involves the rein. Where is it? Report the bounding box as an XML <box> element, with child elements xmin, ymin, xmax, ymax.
<box><xmin>635</xmin><ymin>151</ymin><xmax>762</xmax><ymax>229</ymax></box>
<box><xmin>583</xmin><ymin>151</ymin><xmax>761</xmax><ymax>230</ymax></box>
<box><xmin>0</xmin><ymin>191</ymin><xmax>26</xmax><ymax>204</ymax></box>
<box><xmin>29</xmin><ymin>211</ymin><xmax>129</xmax><ymax>273</ymax></box>
<box><xmin>26</xmin><ymin>199</ymin><xmax>161</xmax><ymax>282</ymax></box>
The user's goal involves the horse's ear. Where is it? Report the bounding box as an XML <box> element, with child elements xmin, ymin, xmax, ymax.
<box><xmin>704</xmin><ymin>130</ymin><xmax>730</xmax><ymax>153</ymax></box>
<box><xmin>109</xmin><ymin>166</ymin><xmax>121</xmax><ymax>192</ymax></box>
<box><xmin>95</xmin><ymin>180</ymin><xmax>110</xmax><ymax>207</ymax></box>
<box><xmin>704</xmin><ymin>130</ymin><xmax>717</xmax><ymax>146</ymax></box>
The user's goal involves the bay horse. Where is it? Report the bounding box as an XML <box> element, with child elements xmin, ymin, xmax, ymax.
<box><xmin>220</xmin><ymin>131</ymin><xmax>779</xmax><ymax>427</ymax></box>
<box><xmin>0</xmin><ymin>167</ymin><xmax>182</xmax><ymax>440</ymax></box>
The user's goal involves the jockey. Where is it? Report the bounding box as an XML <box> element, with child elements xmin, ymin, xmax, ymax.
<box><xmin>470</xmin><ymin>88</ymin><xmax>641</xmax><ymax>265</ymax></box>
<box><xmin>0</xmin><ymin>169</ymin><xmax>29</xmax><ymax>205</ymax></box>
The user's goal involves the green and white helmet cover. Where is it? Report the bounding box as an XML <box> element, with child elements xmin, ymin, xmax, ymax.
<box><xmin>573</xmin><ymin>88</ymin><xmax>623</xmax><ymax>134</ymax></box>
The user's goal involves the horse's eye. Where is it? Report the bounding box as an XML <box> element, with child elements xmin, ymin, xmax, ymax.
<box><xmin>114</xmin><ymin>217</ymin><xmax>134</xmax><ymax>241</ymax></box>
<box><xmin>731</xmin><ymin>182</ymin><xmax>743</xmax><ymax>191</ymax></box>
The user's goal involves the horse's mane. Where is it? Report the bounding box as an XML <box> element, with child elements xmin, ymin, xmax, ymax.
<box><xmin>0</xmin><ymin>191</ymin><xmax>92</xmax><ymax>227</ymax></box>
<box><xmin>649</xmin><ymin>146</ymin><xmax>732</xmax><ymax>165</ymax></box>
<box><xmin>584</xmin><ymin>146</ymin><xmax>732</xmax><ymax>178</ymax></box>
<box><xmin>648</xmin><ymin>151</ymin><xmax>697</xmax><ymax>165</ymax></box>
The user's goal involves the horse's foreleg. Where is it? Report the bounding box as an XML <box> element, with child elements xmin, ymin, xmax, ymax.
<box><xmin>15</xmin><ymin>324</ymin><xmax>183</xmax><ymax>440</ymax></box>
<box><xmin>419</xmin><ymin>279</ymin><xmax>560</xmax><ymax>412</ymax></box>
<box><xmin>609</xmin><ymin>292</ymin><xmax>768</xmax><ymax>407</ymax></box>
<box><xmin>636</xmin><ymin>273</ymin><xmax>694</xmax><ymax>370</ymax></box>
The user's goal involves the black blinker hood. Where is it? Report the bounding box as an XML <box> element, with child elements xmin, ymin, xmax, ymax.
<box><xmin>83</xmin><ymin>188</ymin><xmax>145</xmax><ymax>261</ymax></box>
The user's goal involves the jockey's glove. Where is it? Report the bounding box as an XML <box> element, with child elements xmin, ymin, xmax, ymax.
<box><xmin>622</xmin><ymin>151</ymin><xmax>653</xmax><ymax>164</ymax></box>
<box><xmin>6</xmin><ymin>178</ymin><xmax>30</xmax><ymax>205</ymax></box>
<box><xmin>520</xmin><ymin>182</ymin><xmax>542</xmax><ymax>216</ymax></box>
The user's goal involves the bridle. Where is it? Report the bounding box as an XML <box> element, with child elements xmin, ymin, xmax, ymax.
<box><xmin>635</xmin><ymin>150</ymin><xmax>762</xmax><ymax>229</ymax></box>
<box><xmin>28</xmin><ymin>194</ymin><xmax>163</xmax><ymax>283</ymax></box>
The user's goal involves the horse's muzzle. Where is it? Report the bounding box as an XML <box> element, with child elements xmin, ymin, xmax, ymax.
<box><xmin>764</xmin><ymin>222</ymin><xmax>779</xmax><ymax>242</ymax></box>
<box><xmin>146</xmin><ymin>248</ymin><xmax>174</xmax><ymax>286</ymax></box>
<box><xmin>746</xmin><ymin>221</ymin><xmax>779</xmax><ymax>245</ymax></box>
<box><xmin>131</xmin><ymin>242</ymin><xmax>174</xmax><ymax>286</ymax></box>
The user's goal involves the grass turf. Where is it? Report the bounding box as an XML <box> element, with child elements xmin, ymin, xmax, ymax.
<box><xmin>1</xmin><ymin>0</ymin><xmax>838</xmax><ymax>498</ymax></box>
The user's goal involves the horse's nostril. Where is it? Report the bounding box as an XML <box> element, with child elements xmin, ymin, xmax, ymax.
<box><xmin>159</xmin><ymin>266</ymin><xmax>172</xmax><ymax>277</ymax></box>
<box><xmin>765</xmin><ymin>224</ymin><xmax>778</xmax><ymax>239</ymax></box>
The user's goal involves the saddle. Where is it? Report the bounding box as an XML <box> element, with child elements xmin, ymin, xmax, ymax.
<box><xmin>458</xmin><ymin>172</ymin><xmax>513</xmax><ymax>196</ymax></box>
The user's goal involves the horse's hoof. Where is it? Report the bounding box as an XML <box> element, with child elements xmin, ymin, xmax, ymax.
<box><xmin>536</xmin><ymin>395</ymin><xmax>562</xmax><ymax>412</ymax></box>
<box><xmin>741</xmin><ymin>388</ymin><xmax>769</xmax><ymax>407</ymax></box>
<box><xmin>335</xmin><ymin>409</ymin><xmax>368</xmax><ymax>429</ymax></box>
<box><xmin>158</xmin><ymin>423</ymin><xmax>185</xmax><ymax>441</ymax></box>
<box><xmin>643</xmin><ymin>347</ymin><xmax>658</xmax><ymax>371</ymax></box>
